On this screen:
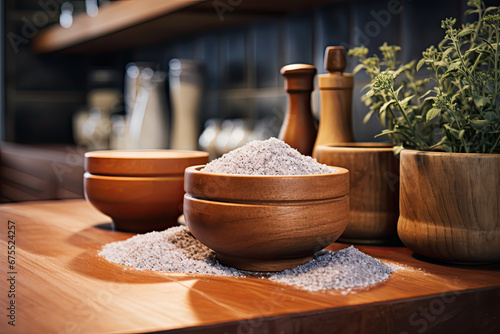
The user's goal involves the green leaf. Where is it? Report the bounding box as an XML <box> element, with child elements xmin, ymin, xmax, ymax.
<box><xmin>424</xmin><ymin>96</ymin><xmax>437</xmax><ymax>102</ymax></box>
<box><xmin>484</xmin><ymin>112</ymin><xmax>499</xmax><ymax>122</ymax></box>
<box><xmin>442</xmin><ymin>47</ymin><xmax>454</xmax><ymax>58</ymax></box>
<box><xmin>473</xmin><ymin>96</ymin><xmax>490</xmax><ymax>109</ymax></box>
<box><xmin>394</xmin><ymin>85</ymin><xmax>403</xmax><ymax>98</ymax></box>
<box><xmin>434</xmin><ymin>60</ymin><xmax>447</xmax><ymax>67</ymax></box>
<box><xmin>444</xmin><ymin>125</ymin><xmax>462</xmax><ymax>139</ymax></box>
<box><xmin>426</xmin><ymin>107</ymin><xmax>441</xmax><ymax>122</ymax></box>
<box><xmin>458</xmin><ymin>129</ymin><xmax>465</xmax><ymax>140</ymax></box>
<box><xmin>393</xmin><ymin>145</ymin><xmax>404</xmax><ymax>156</ymax></box>
<box><xmin>464</xmin><ymin>45</ymin><xmax>484</xmax><ymax>58</ymax></box>
<box><xmin>352</xmin><ymin>63</ymin><xmax>365</xmax><ymax>75</ymax></box>
<box><xmin>457</xmin><ymin>27</ymin><xmax>474</xmax><ymax>37</ymax></box>
<box><xmin>447</xmin><ymin>61</ymin><xmax>460</xmax><ymax>71</ymax></box>
<box><xmin>418</xmin><ymin>90</ymin><xmax>435</xmax><ymax>101</ymax></box>
<box><xmin>380</xmin><ymin>100</ymin><xmax>395</xmax><ymax>113</ymax></box>
<box><xmin>363</xmin><ymin>89</ymin><xmax>375</xmax><ymax>99</ymax></box>
<box><xmin>471</xmin><ymin>119</ymin><xmax>489</xmax><ymax>130</ymax></box>
<box><xmin>464</xmin><ymin>10</ymin><xmax>478</xmax><ymax>16</ymax></box>
<box><xmin>442</xmin><ymin>144</ymin><xmax>452</xmax><ymax>152</ymax></box>
<box><xmin>400</xmin><ymin>94</ymin><xmax>415</xmax><ymax>108</ymax></box>
<box><xmin>416</xmin><ymin>59</ymin><xmax>427</xmax><ymax>72</ymax></box>
<box><xmin>430</xmin><ymin>136</ymin><xmax>447</xmax><ymax>149</ymax></box>
<box><xmin>361</xmin><ymin>83</ymin><xmax>372</xmax><ymax>92</ymax></box>
<box><xmin>362</xmin><ymin>109</ymin><xmax>376</xmax><ymax>124</ymax></box>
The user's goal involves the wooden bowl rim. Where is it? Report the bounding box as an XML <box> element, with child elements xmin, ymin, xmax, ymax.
<box><xmin>84</xmin><ymin>149</ymin><xmax>209</xmax><ymax>176</ymax></box>
<box><xmin>85</xmin><ymin>149</ymin><xmax>209</xmax><ymax>159</ymax></box>
<box><xmin>186</xmin><ymin>165</ymin><xmax>348</xmax><ymax>178</ymax></box>
<box><xmin>84</xmin><ymin>172</ymin><xmax>183</xmax><ymax>181</ymax></box>
<box><xmin>184</xmin><ymin>165</ymin><xmax>349</xmax><ymax>202</ymax></box>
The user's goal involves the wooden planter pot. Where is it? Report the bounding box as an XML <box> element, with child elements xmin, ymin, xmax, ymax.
<box><xmin>315</xmin><ymin>143</ymin><xmax>399</xmax><ymax>244</ymax></box>
<box><xmin>398</xmin><ymin>149</ymin><xmax>500</xmax><ymax>263</ymax></box>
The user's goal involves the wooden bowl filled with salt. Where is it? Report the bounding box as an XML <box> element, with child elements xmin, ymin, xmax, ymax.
<box><xmin>183</xmin><ymin>138</ymin><xmax>349</xmax><ymax>271</ymax></box>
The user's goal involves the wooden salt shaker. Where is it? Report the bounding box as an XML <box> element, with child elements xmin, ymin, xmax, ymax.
<box><xmin>312</xmin><ymin>47</ymin><xmax>354</xmax><ymax>157</ymax></box>
<box><xmin>278</xmin><ymin>64</ymin><xmax>317</xmax><ymax>156</ymax></box>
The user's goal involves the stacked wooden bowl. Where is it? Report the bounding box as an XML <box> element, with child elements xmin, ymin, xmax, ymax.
<box><xmin>183</xmin><ymin>165</ymin><xmax>350</xmax><ymax>271</ymax></box>
<box><xmin>84</xmin><ymin>150</ymin><xmax>208</xmax><ymax>232</ymax></box>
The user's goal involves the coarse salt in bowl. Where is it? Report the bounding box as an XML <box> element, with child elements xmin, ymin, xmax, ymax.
<box><xmin>183</xmin><ymin>138</ymin><xmax>350</xmax><ymax>271</ymax></box>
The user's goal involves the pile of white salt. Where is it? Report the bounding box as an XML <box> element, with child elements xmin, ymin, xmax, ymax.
<box><xmin>201</xmin><ymin>137</ymin><xmax>334</xmax><ymax>175</ymax></box>
<box><xmin>99</xmin><ymin>226</ymin><xmax>396</xmax><ymax>292</ymax></box>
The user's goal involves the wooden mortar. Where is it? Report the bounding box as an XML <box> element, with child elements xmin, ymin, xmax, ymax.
<box><xmin>315</xmin><ymin>143</ymin><xmax>399</xmax><ymax>244</ymax></box>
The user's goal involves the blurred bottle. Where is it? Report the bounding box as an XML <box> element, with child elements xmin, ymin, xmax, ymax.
<box><xmin>128</xmin><ymin>67</ymin><xmax>169</xmax><ymax>149</ymax></box>
<box><xmin>73</xmin><ymin>69</ymin><xmax>121</xmax><ymax>149</ymax></box>
<box><xmin>81</xmin><ymin>108</ymin><xmax>112</xmax><ymax>149</ymax></box>
<box><xmin>199</xmin><ymin>119</ymin><xmax>222</xmax><ymax>160</ymax></box>
<box><xmin>109</xmin><ymin>114</ymin><xmax>129</xmax><ymax>150</ymax></box>
<box><xmin>169</xmin><ymin>59</ymin><xmax>203</xmax><ymax>150</ymax></box>
<box><xmin>215</xmin><ymin>119</ymin><xmax>234</xmax><ymax>156</ymax></box>
<box><xmin>227</xmin><ymin>119</ymin><xmax>251</xmax><ymax>152</ymax></box>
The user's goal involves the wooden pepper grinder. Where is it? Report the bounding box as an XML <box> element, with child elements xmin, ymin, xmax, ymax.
<box><xmin>312</xmin><ymin>46</ymin><xmax>354</xmax><ymax>157</ymax></box>
<box><xmin>278</xmin><ymin>64</ymin><xmax>317</xmax><ymax>156</ymax></box>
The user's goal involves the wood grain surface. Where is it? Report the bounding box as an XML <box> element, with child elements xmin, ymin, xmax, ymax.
<box><xmin>0</xmin><ymin>200</ymin><xmax>499</xmax><ymax>334</ymax></box>
<box><xmin>278</xmin><ymin>64</ymin><xmax>317</xmax><ymax>156</ymax></box>
<box><xmin>313</xmin><ymin>47</ymin><xmax>354</xmax><ymax>156</ymax></box>
<box><xmin>315</xmin><ymin>143</ymin><xmax>399</xmax><ymax>243</ymax></box>
<box><xmin>398</xmin><ymin>149</ymin><xmax>500</xmax><ymax>263</ymax></box>
<box><xmin>184</xmin><ymin>195</ymin><xmax>349</xmax><ymax>271</ymax></box>
<box><xmin>183</xmin><ymin>166</ymin><xmax>349</xmax><ymax>271</ymax></box>
<box><xmin>84</xmin><ymin>150</ymin><xmax>208</xmax><ymax>176</ymax></box>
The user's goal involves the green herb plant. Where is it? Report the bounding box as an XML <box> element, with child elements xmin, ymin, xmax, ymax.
<box><xmin>349</xmin><ymin>0</ymin><xmax>500</xmax><ymax>155</ymax></box>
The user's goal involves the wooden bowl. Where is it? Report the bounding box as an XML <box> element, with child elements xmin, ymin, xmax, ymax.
<box><xmin>85</xmin><ymin>150</ymin><xmax>209</xmax><ymax>176</ymax></box>
<box><xmin>183</xmin><ymin>165</ymin><xmax>350</xmax><ymax>271</ymax></box>
<box><xmin>315</xmin><ymin>143</ymin><xmax>399</xmax><ymax>244</ymax></box>
<box><xmin>84</xmin><ymin>150</ymin><xmax>208</xmax><ymax>232</ymax></box>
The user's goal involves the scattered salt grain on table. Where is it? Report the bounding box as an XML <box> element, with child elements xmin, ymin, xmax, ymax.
<box><xmin>99</xmin><ymin>226</ymin><xmax>397</xmax><ymax>291</ymax></box>
<box><xmin>99</xmin><ymin>226</ymin><xmax>243</xmax><ymax>277</ymax></box>
<box><xmin>268</xmin><ymin>247</ymin><xmax>392</xmax><ymax>291</ymax></box>
<box><xmin>201</xmin><ymin>137</ymin><xmax>335</xmax><ymax>175</ymax></box>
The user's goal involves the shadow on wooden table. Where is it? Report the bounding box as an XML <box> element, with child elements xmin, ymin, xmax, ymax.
<box><xmin>66</xmin><ymin>248</ymin><xmax>205</xmax><ymax>284</ymax></box>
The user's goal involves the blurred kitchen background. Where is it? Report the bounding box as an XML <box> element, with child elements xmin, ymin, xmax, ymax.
<box><xmin>0</xmin><ymin>0</ymin><xmax>495</xmax><ymax>202</ymax></box>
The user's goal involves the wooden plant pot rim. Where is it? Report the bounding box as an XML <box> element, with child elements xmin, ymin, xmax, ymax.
<box><xmin>401</xmin><ymin>149</ymin><xmax>500</xmax><ymax>158</ymax></box>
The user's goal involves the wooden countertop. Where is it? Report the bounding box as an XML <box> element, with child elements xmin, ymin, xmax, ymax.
<box><xmin>1</xmin><ymin>200</ymin><xmax>499</xmax><ymax>333</ymax></box>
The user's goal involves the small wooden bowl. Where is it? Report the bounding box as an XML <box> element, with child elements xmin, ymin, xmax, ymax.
<box><xmin>85</xmin><ymin>150</ymin><xmax>209</xmax><ymax>176</ymax></box>
<box><xmin>84</xmin><ymin>150</ymin><xmax>208</xmax><ymax>232</ymax></box>
<box><xmin>183</xmin><ymin>165</ymin><xmax>350</xmax><ymax>271</ymax></box>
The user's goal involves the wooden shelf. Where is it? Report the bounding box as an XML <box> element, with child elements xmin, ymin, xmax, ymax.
<box><xmin>31</xmin><ymin>0</ymin><xmax>340</xmax><ymax>54</ymax></box>
<box><xmin>0</xmin><ymin>199</ymin><xmax>499</xmax><ymax>333</ymax></box>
